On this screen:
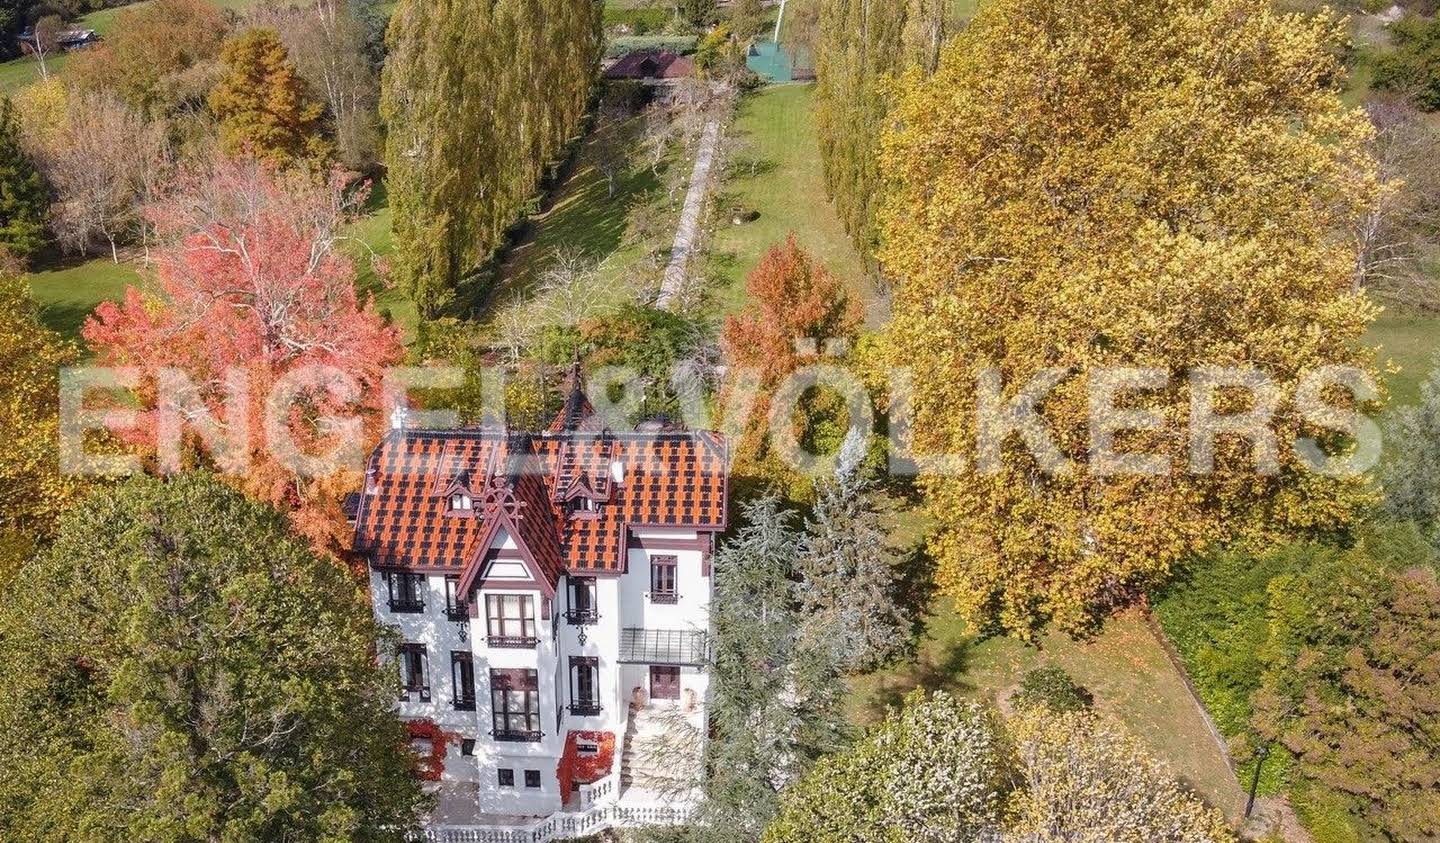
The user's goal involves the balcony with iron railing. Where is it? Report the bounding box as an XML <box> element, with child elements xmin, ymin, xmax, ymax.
<box><xmin>390</xmin><ymin>597</ymin><xmax>425</xmax><ymax>614</ymax></box>
<box><xmin>491</xmin><ymin>728</ymin><xmax>543</xmax><ymax>743</ymax></box>
<box><xmin>564</xmin><ymin>608</ymin><xmax>600</xmax><ymax>625</ymax></box>
<box><xmin>487</xmin><ymin>635</ymin><xmax>540</xmax><ymax>649</ymax></box>
<box><xmin>568</xmin><ymin>701</ymin><xmax>603</xmax><ymax>717</ymax></box>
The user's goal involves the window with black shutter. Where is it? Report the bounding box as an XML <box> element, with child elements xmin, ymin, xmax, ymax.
<box><xmin>568</xmin><ymin>656</ymin><xmax>600</xmax><ymax>716</ymax></box>
<box><xmin>398</xmin><ymin>643</ymin><xmax>429</xmax><ymax>702</ymax></box>
<box><xmin>566</xmin><ymin>577</ymin><xmax>598</xmax><ymax>624</ymax></box>
<box><xmin>387</xmin><ymin>572</ymin><xmax>426</xmax><ymax>613</ymax></box>
<box><xmin>444</xmin><ymin>576</ymin><xmax>466</xmax><ymax>622</ymax></box>
<box><xmin>451</xmin><ymin>651</ymin><xmax>475</xmax><ymax>710</ymax></box>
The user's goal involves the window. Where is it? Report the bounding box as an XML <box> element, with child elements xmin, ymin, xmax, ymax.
<box><xmin>565</xmin><ymin>497</ymin><xmax>599</xmax><ymax>518</ymax></box>
<box><xmin>444</xmin><ymin>576</ymin><xmax>466</xmax><ymax>622</ymax></box>
<box><xmin>569</xmin><ymin>656</ymin><xmax>600</xmax><ymax>716</ymax></box>
<box><xmin>449</xmin><ymin>493</ymin><xmax>473</xmax><ymax>511</ymax></box>
<box><xmin>398</xmin><ymin>643</ymin><xmax>429</xmax><ymax>702</ymax></box>
<box><xmin>524</xmin><ymin>769</ymin><xmax>542</xmax><ymax>789</ymax></box>
<box><xmin>490</xmin><ymin>669</ymin><xmax>541</xmax><ymax>741</ymax></box>
<box><xmin>650</xmin><ymin>555</ymin><xmax>678</xmax><ymax>604</ymax></box>
<box><xmin>451</xmin><ymin>651</ymin><xmax>475</xmax><ymax>710</ymax></box>
<box><xmin>565</xmin><ymin>577</ymin><xmax>598</xmax><ymax>624</ymax></box>
<box><xmin>461</xmin><ymin>739</ymin><xmax>476</xmax><ymax>757</ymax></box>
<box><xmin>387</xmin><ymin>572</ymin><xmax>426</xmax><ymax>613</ymax></box>
<box><xmin>497</xmin><ymin>768</ymin><xmax>514</xmax><ymax>787</ymax></box>
<box><xmin>485</xmin><ymin>594</ymin><xmax>537</xmax><ymax>647</ymax></box>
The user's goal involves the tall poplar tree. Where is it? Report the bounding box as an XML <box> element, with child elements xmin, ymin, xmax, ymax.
<box><xmin>812</xmin><ymin>0</ymin><xmax>952</xmax><ymax>263</ymax></box>
<box><xmin>879</xmin><ymin>0</ymin><xmax>1383</xmax><ymax>633</ymax></box>
<box><xmin>382</xmin><ymin>0</ymin><xmax>600</xmax><ymax>319</ymax></box>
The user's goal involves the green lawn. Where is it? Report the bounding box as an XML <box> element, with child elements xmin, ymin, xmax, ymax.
<box><xmin>705</xmin><ymin>83</ymin><xmax>867</xmax><ymax>316</ymax></box>
<box><xmin>1369</xmin><ymin>303</ymin><xmax>1439</xmax><ymax>411</ymax></box>
<box><xmin>847</xmin><ymin>601</ymin><xmax>1249</xmax><ymax>822</ymax></box>
<box><xmin>480</xmin><ymin>114</ymin><xmax>681</xmax><ymax>335</ymax></box>
<box><xmin>26</xmin><ymin>182</ymin><xmax>404</xmax><ymax>348</ymax></box>
<box><xmin>26</xmin><ymin>256</ymin><xmax>141</xmax><ymax>343</ymax></box>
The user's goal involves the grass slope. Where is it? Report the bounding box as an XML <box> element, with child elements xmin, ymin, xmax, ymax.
<box><xmin>705</xmin><ymin>83</ymin><xmax>866</xmax><ymax>316</ymax></box>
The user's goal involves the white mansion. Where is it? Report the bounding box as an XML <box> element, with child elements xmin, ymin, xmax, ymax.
<box><xmin>350</xmin><ymin>368</ymin><xmax>728</xmax><ymax>837</ymax></box>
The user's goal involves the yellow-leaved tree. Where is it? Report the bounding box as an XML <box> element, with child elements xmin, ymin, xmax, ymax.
<box><xmin>879</xmin><ymin>0</ymin><xmax>1384</xmax><ymax>633</ymax></box>
<box><xmin>0</xmin><ymin>274</ymin><xmax>83</xmax><ymax>583</ymax></box>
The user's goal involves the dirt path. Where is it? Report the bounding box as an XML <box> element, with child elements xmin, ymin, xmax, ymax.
<box><xmin>656</xmin><ymin>119</ymin><xmax>722</xmax><ymax>310</ymax></box>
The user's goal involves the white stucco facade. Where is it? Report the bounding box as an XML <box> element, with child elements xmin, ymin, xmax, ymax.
<box><xmin>370</xmin><ymin>526</ymin><xmax>714</xmax><ymax>827</ymax></box>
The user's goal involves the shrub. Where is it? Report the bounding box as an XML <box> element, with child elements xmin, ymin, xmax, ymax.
<box><xmin>1013</xmin><ymin>666</ymin><xmax>1093</xmax><ymax>713</ymax></box>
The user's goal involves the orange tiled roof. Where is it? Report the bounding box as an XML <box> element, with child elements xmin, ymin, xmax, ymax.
<box><xmin>351</xmin><ymin>427</ymin><xmax>727</xmax><ymax>579</ymax></box>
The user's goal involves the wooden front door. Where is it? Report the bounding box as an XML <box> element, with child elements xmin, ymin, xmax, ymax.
<box><xmin>649</xmin><ymin>666</ymin><xmax>681</xmax><ymax>701</ymax></box>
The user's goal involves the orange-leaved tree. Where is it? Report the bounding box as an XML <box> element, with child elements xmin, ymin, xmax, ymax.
<box><xmin>721</xmin><ymin>234</ymin><xmax>863</xmax><ymax>499</ymax></box>
<box><xmin>83</xmin><ymin>157</ymin><xmax>401</xmax><ymax>552</ymax></box>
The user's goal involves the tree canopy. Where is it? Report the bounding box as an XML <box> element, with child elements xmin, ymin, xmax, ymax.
<box><xmin>764</xmin><ymin>691</ymin><xmax>1007</xmax><ymax>843</ymax></box>
<box><xmin>382</xmin><ymin>0</ymin><xmax>601</xmax><ymax>318</ymax></box>
<box><xmin>0</xmin><ymin>97</ymin><xmax>48</xmax><ymax>261</ymax></box>
<box><xmin>720</xmin><ymin>234</ymin><xmax>862</xmax><ymax>498</ymax></box>
<box><xmin>81</xmin><ymin>158</ymin><xmax>403</xmax><ymax>551</ymax></box>
<box><xmin>0</xmin><ymin>472</ymin><xmax>427</xmax><ymax>841</ymax></box>
<box><xmin>879</xmin><ymin>0</ymin><xmax>1383</xmax><ymax>633</ymax></box>
<box><xmin>0</xmin><ymin>271</ymin><xmax>80</xmax><ymax>582</ymax></box>
<box><xmin>1251</xmin><ymin>531</ymin><xmax>1440</xmax><ymax>841</ymax></box>
<box><xmin>764</xmin><ymin>691</ymin><xmax>1231</xmax><ymax>843</ymax></box>
<box><xmin>210</xmin><ymin>28</ymin><xmax>332</xmax><ymax>168</ymax></box>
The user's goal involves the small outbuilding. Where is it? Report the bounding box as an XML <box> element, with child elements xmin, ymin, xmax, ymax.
<box><xmin>603</xmin><ymin>50</ymin><xmax>696</xmax><ymax>82</ymax></box>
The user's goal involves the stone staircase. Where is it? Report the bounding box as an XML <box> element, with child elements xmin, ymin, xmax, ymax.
<box><xmin>620</xmin><ymin>706</ymin><xmax>700</xmax><ymax>793</ymax></box>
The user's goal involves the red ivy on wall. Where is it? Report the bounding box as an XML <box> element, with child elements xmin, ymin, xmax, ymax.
<box><xmin>407</xmin><ymin>719</ymin><xmax>458</xmax><ymax>782</ymax></box>
<box><xmin>556</xmin><ymin>730</ymin><xmax>616</xmax><ymax>800</ymax></box>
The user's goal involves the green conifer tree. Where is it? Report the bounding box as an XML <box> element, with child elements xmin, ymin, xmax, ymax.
<box><xmin>0</xmin><ymin>98</ymin><xmax>48</xmax><ymax>262</ymax></box>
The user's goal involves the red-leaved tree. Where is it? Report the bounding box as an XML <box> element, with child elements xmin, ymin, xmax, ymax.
<box><xmin>83</xmin><ymin>157</ymin><xmax>401</xmax><ymax>551</ymax></box>
<box><xmin>720</xmin><ymin>234</ymin><xmax>862</xmax><ymax>497</ymax></box>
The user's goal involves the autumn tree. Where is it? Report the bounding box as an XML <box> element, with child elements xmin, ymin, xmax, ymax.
<box><xmin>0</xmin><ymin>97</ymin><xmax>47</xmax><ymax>261</ymax></box>
<box><xmin>879</xmin><ymin>0</ymin><xmax>1383</xmax><ymax>633</ymax></box>
<box><xmin>210</xmin><ymin>28</ymin><xmax>332</xmax><ymax>168</ymax></box>
<box><xmin>720</xmin><ymin>235</ymin><xmax>862</xmax><ymax>498</ymax></box>
<box><xmin>81</xmin><ymin>158</ymin><xmax>403</xmax><ymax>551</ymax></box>
<box><xmin>383</xmin><ymin>0</ymin><xmax>601</xmax><ymax>318</ymax></box>
<box><xmin>0</xmin><ymin>473</ymin><xmax>428</xmax><ymax>841</ymax></box>
<box><xmin>1250</xmin><ymin>535</ymin><xmax>1440</xmax><ymax>840</ymax></box>
<box><xmin>242</xmin><ymin>0</ymin><xmax>384</xmax><ymax>171</ymax></box>
<box><xmin>1006</xmin><ymin>706</ymin><xmax>1234</xmax><ymax>842</ymax></box>
<box><xmin>764</xmin><ymin>691</ymin><xmax>1007</xmax><ymax>843</ymax></box>
<box><xmin>0</xmin><ymin>272</ymin><xmax>81</xmax><ymax>583</ymax></box>
<box><xmin>37</xmin><ymin>90</ymin><xmax>169</xmax><ymax>262</ymax></box>
<box><xmin>67</xmin><ymin>0</ymin><xmax>228</xmax><ymax>117</ymax></box>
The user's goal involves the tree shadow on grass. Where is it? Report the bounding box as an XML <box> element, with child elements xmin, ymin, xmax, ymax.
<box><xmin>35</xmin><ymin>300</ymin><xmax>100</xmax><ymax>344</ymax></box>
<box><xmin>857</xmin><ymin>630</ymin><xmax>981</xmax><ymax>723</ymax></box>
